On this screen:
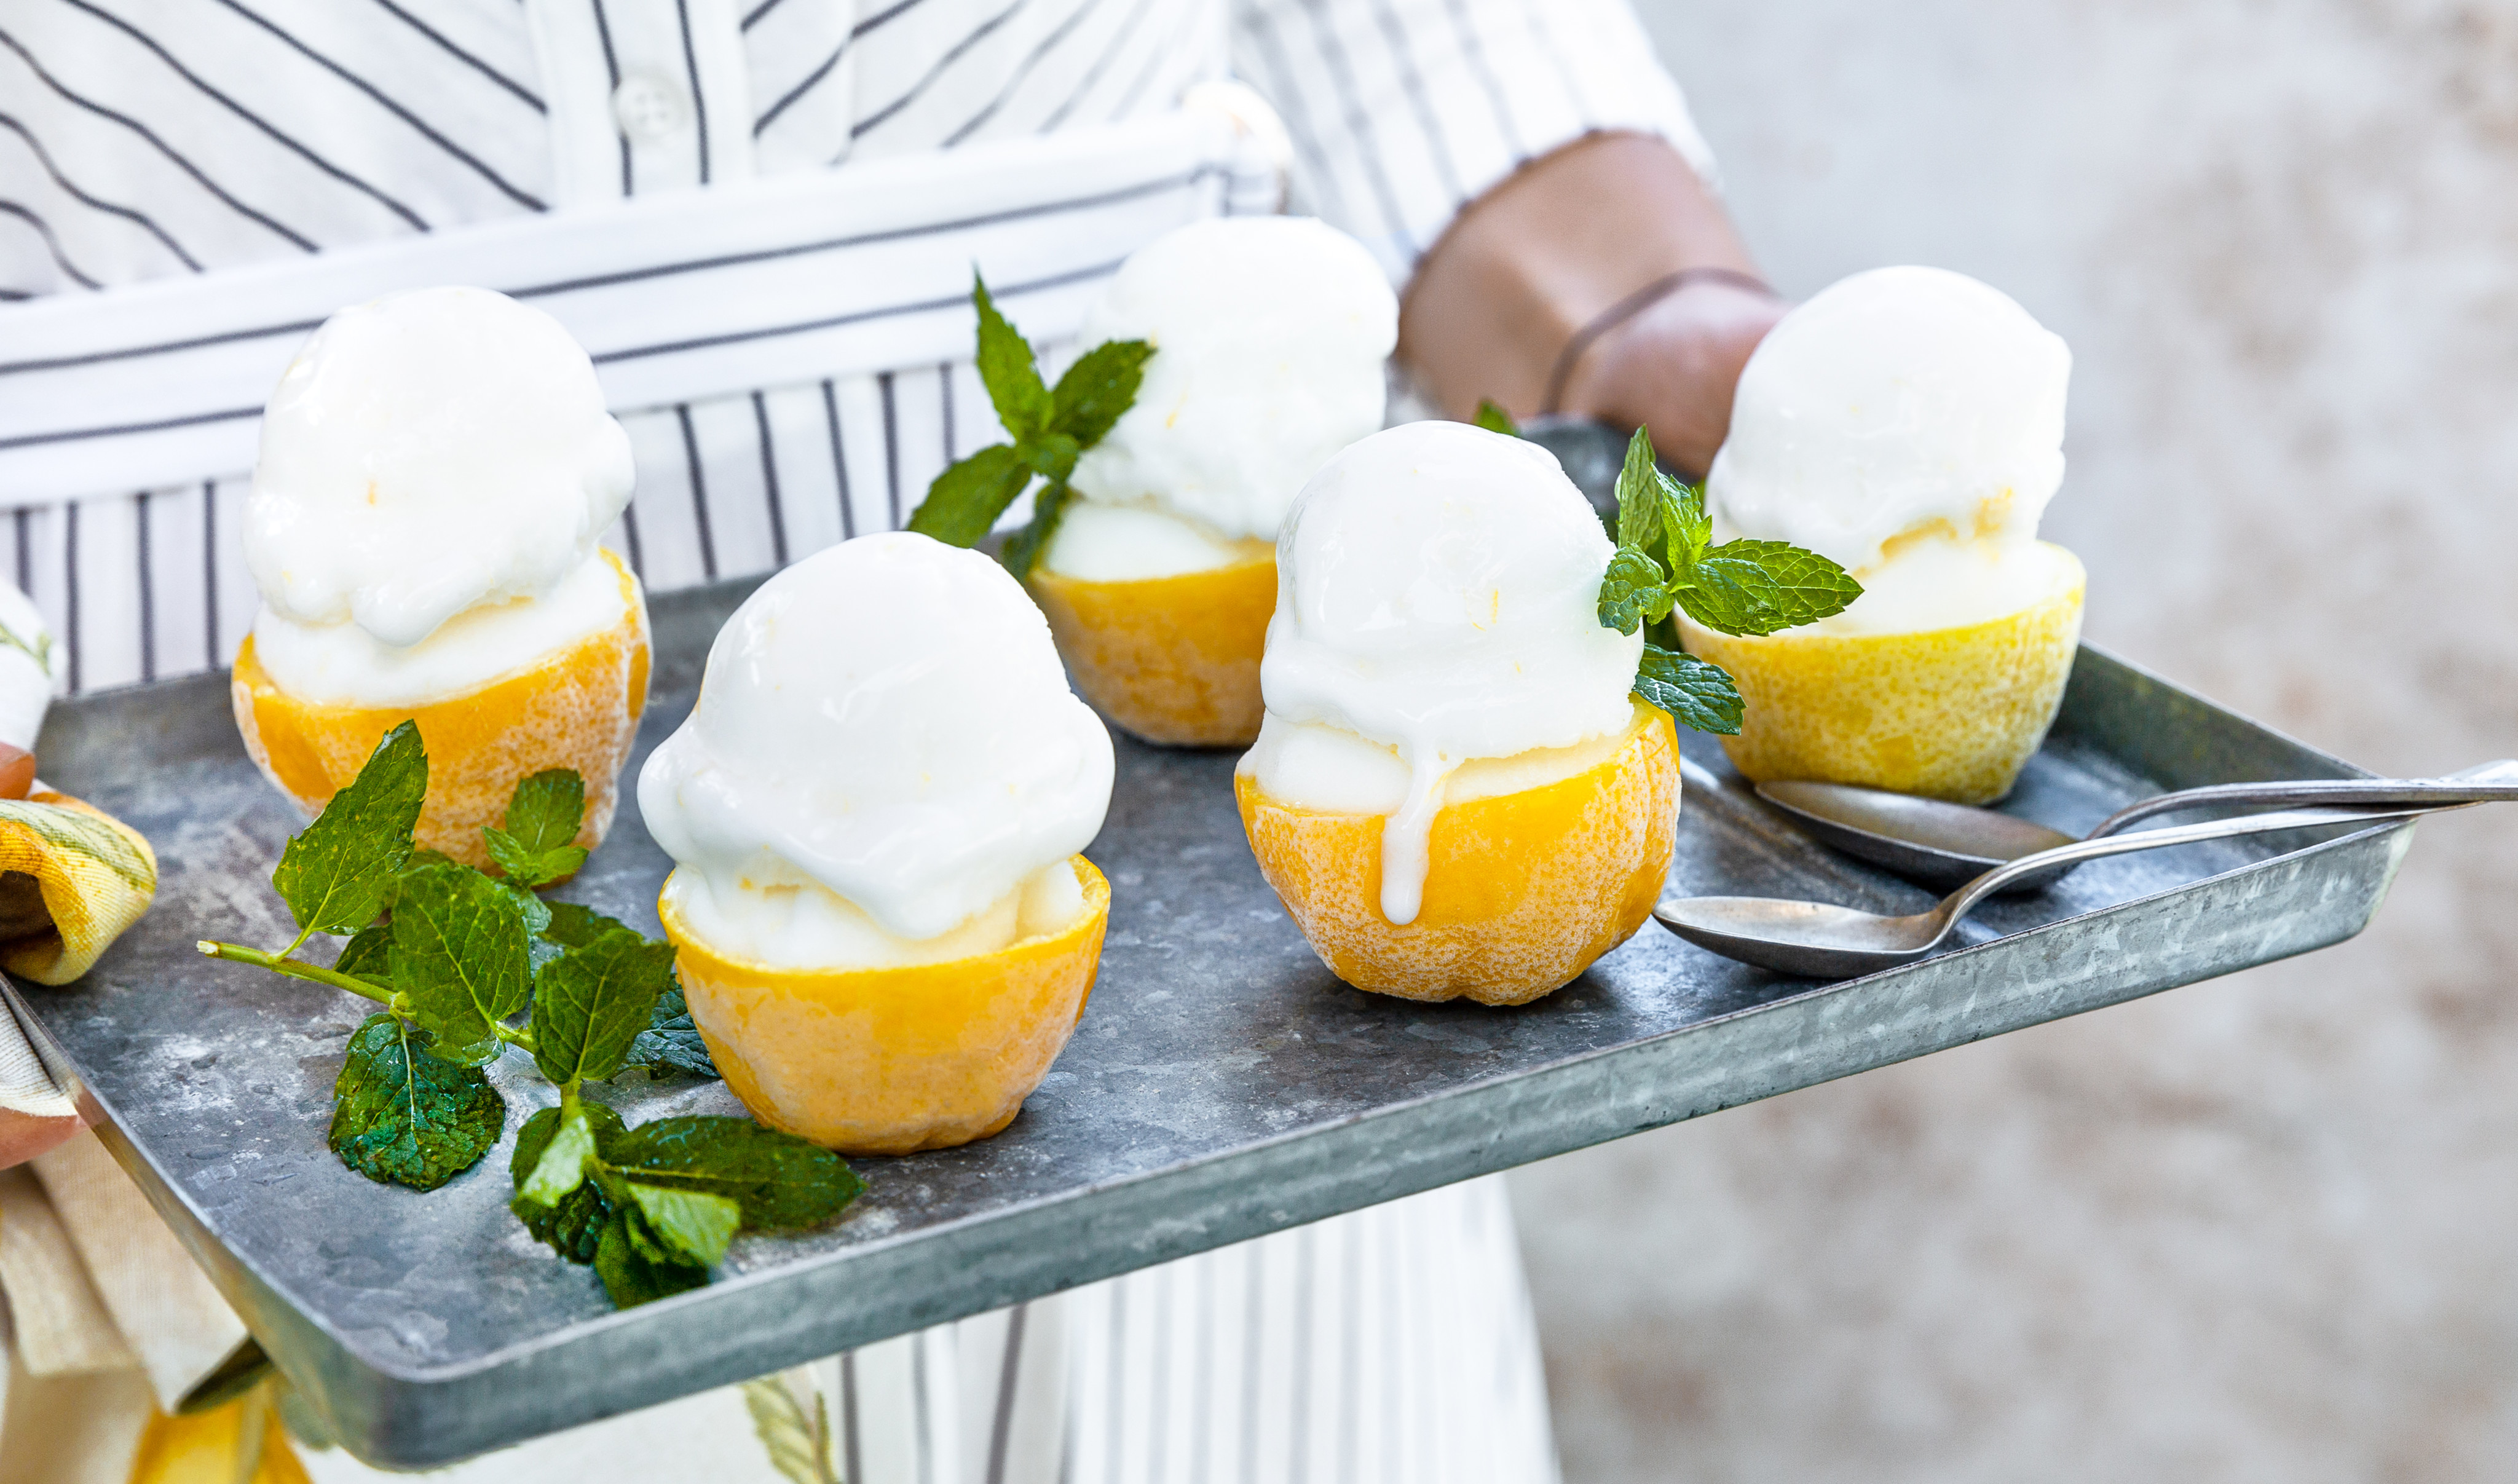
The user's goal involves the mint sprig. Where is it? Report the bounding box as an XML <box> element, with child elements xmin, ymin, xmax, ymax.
<box><xmin>199</xmin><ymin>727</ymin><xmax>837</xmax><ymax>1310</ymax></box>
<box><xmin>484</xmin><ymin>768</ymin><xmax>590</xmax><ymax>887</ymax></box>
<box><xmin>328</xmin><ymin>1012</ymin><xmax>504</xmax><ymax>1191</ymax></box>
<box><xmin>1472</xmin><ymin>399</ymin><xmax>1519</xmax><ymax>436</ymax></box>
<box><xmin>271</xmin><ymin>720</ymin><xmax>425</xmax><ymax>943</ymax></box>
<box><xmin>1592</xmin><ymin>427</ymin><xmax>1862</xmax><ymax>735</ymax></box>
<box><xmin>906</xmin><ymin>272</ymin><xmax>1152</xmax><ymax>578</ymax></box>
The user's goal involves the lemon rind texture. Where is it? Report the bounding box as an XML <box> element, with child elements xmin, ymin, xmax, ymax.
<box><xmin>663</xmin><ymin>857</ymin><xmax>1110</xmax><ymax>1156</ymax></box>
<box><xmin>1237</xmin><ymin>704</ymin><xmax>1679</xmax><ymax>1008</ymax></box>
<box><xmin>1679</xmin><ymin>543</ymin><xmax>2086</xmax><ymax>806</ymax></box>
<box><xmin>1027</xmin><ymin>555</ymin><xmax>1274</xmax><ymax>748</ymax></box>
<box><xmin>229</xmin><ymin>549</ymin><xmax>650</xmax><ymax>870</ymax></box>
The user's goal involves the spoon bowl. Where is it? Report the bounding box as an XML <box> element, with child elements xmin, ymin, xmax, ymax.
<box><xmin>1756</xmin><ymin>779</ymin><xmax>2078</xmax><ymax>892</ymax></box>
<box><xmin>1756</xmin><ymin>762</ymin><xmax>2518</xmax><ymax>893</ymax></box>
<box><xmin>1657</xmin><ymin>798</ymin><xmax>2468</xmax><ymax>978</ymax></box>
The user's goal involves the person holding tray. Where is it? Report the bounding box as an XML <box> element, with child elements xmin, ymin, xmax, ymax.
<box><xmin>0</xmin><ymin>3</ymin><xmax>1785</xmax><ymax>1478</ymax></box>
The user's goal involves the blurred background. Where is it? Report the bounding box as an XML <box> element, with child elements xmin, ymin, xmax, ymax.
<box><xmin>1506</xmin><ymin>2</ymin><xmax>2518</xmax><ymax>1479</ymax></box>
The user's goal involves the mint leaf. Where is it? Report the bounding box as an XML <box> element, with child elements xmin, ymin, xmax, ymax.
<box><xmin>906</xmin><ymin>443</ymin><xmax>1033</xmax><ymax>548</ymax></box>
<box><xmin>1633</xmin><ymin>644</ymin><xmax>1745</xmax><ymax>735</ymax></box>
<box><xmin>541</xmin><ymin>901</ymin><xmax>630</xmax><ymax>949</ymax></box>
<box><xmin>628</xmin><ymin>979</ymin><xmax>718</xmax><ymax>1079</ymax></box>
<box><xmin>1613</xmin><ymin>427</ymin><xmax>1665</xmax><ymax>553</ymax></box>
<box><xmin>1673</xmin><ymin>542</ymin><xmax>1863</xmax><ymax>637</ymax></box>
<box><xmin>604</xmin><ymin>1116</ymin><xmax>862</xmax><ymax>1231</ymax></box>
<box><xmin>533</xmin><ymin>929</ymin><xmax>676</xmax><ymax>1086</ymax></box>
<box><xmin>1687</xmin><ymin>540</ymin><xmax>1862</xmax><ymax>634</ymax></box>
<box><xmin>390</xmin><ymin>864</ymin><xmax>531</xmax><ymax>1065</ymax></box>
<box><xmin>511</xmin><ymin>1102</ymin><xmax>625</xmax><ymax>1263</ymax></box>
<box><xmin>491</xmin><ymin>878</ymin><xmax>553</xmax><ymax>940</ymax></box>
<box><xmin>1022</xmin><ymin>430</ymin><xmax>1082</xmax><ymax>484</ymax></box>
<box><xmin>502</xmin><ymin>769</ymin><xmax>585</xmax><ymax>853</ymax></box>
<box><xmin>333</xmin><ymin>922</ymin><xmax>392</xmax><ymax>989</ymax></box>
<box><xmin>1671</xmin><ymin>556</ymin><xmax>1784</xmax><ymax>637</ymax></box>
<box><xmin>1598</xmin><ymin>548</ymin><xmax>1675</xmax><ymax>636</ymax></box>
<box><xmin>1659</xmin><ymin>476</ymin><xmax>1710</xmax><ymax>566</ymax></box>
<box><xmin>1000</xmin><ymin>478</ymin><xmax>1074</xmax><ymax>582</ymax></box>
<box><xmin>516</xmin><ymin>1103</ymin><xmax>599</xmax><ymax>1204</ymax></box>
<box><xmin>972</xmin><ymin>274</ymin><xmax>1052</xmax><ymax>441</ymax></box>
<box><xmin>1472</xmin><ymin>399</ymin><xmax>1519</xmax><ymax>436</ymax></box>
<box><xmin>272</xmin><ymin>721</ymin><xmax>425</xmax><ymax>936</ymax></box>
<box><xmin>328</xmin><ymin>1013</ymin><xmax>503</xmax><ymax>1191</ymax></box>
<box><xmin>483</xmin><ymin>769</ymin><xmax>589</xmax><ymax>888</ymax></box>
<box><xmin>1048</xmin><ymin>339</ymin><xmax>1154</xmax><ymax>448</ymax></box>
<box><xmin>484</xmin><ymin>829</ymin><xmax>586</xmax><ymax>888</ymax></box>
<box><xmin>596</xmin><ymin>1208</ymin><xmax>708</xmax><ymax>1308</ymax></box>
<box><xmin>623</xmin><ymin>1182</ymin><xmax>741</xmax><ymax>1269</ymax></box>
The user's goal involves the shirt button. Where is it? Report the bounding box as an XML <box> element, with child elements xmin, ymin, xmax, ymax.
<box><xmin>613</xmin><ymin>73</ymin><xmax>690</xmax><ymax>144</ymax></box>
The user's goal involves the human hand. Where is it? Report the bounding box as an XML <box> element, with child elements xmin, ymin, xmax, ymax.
<box><xmin>1399</xmin><ymin>132</ymin><xmax>1779</xmax><ymax>474</ymax></box>
<box><xmin>0</xmin><ymin>1106</ymin><xmax>82</xmax><ymax>1168</ymax></box>
<box><xmin>1553</xmin><ymin>277</ymin><xmax>1786</xmax><ymax>480</ymax></box>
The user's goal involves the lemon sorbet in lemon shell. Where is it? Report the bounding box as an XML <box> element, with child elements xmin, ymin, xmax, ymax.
<box><xmin>229</xmin><ymin>286</ymin><xmax>648</xmax><ymax>868</ymax></box>
<box><xmin>1237</xmin><ymin>421</ymin><xmax>1678</xmax><ymax>1007</ymax></box>
<box><xmin>640</xmin><ymin>533</ymin><xmax>1116</xmax><ymax>1155</ymax></box>
<box><xmin>1690</xmin><ymin>266</ymin><xmax>2084</xmax><ymax>805</ymax></box>
<box><xmin>1030</xmin><ymin>217</ymin><xmax>1397</xmax><ymax>748</ymax></box>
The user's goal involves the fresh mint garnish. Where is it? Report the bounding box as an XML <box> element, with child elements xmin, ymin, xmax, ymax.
<box><xmin>272</xmin><ymin>721</ymin><xmax>425</xmax><ymax>941</ymax></box>
<box><xmin>511</xmin><ymin>1102</ymin><xmax>626</xmax><ymax>1261</ymax></box>
<box><xmin>332</xmin><ymin>922</ymin><xmax>392</xmax><ymax>989</ymax></box>
<box><xmin>623</xmin><ymin>1182</ymin><xmax>743</xmax><ymax>1269</ymax></box>
<box><xmin>200</xmin><ymin>730</ymin><xmax>852</xmax><ymax>1310</ymax></box>
<box><xmin>532</xmin><ymin>928</ymin><xmax>675</xmax><ymax>1087</ymax></box>
<box><xmin>596</xmin><ymin>1207</ymin><xmax>710</xmax><ymax>1308</ymax></box>
<box><xmin>1633</xmin><ymin>644</ymin><xmax>1748</xmax><ymax>735</ymax></box>
<box><xmin>604</xmin><ymin>1116</ymin><xmax>864</xmax><ymax>1231</ymax></box>
<box><xmin>627</xmin><ymin>980</ymin><xmax>717</xmax><ymax>1079</ymax></box>
<box><xmin>328</xmin><ymin>1012</ymin><xmax>504</xmax><ymax>1191</ymax></box>
<box><xmin>483</xmin><ymin>768</ymin><xmax>590</xmax><ymax>887</ymax></box>
<box><xmin>1594</xmin><ymin>427</ymin><xmax>1862</xmax><ymax>735</ymax></box>
<box><xmin>390</xmin><ymin>862</ymin><xmax>533</xmax><ymax>1067</ymax></box>
<box><xmin>906</xmin><ymin>272</ymin><xmax>1151</xmax><ymax>578</ymax></box>
<box><xmin>1046</xmin><ymin>339</ymin><xmax>1155</xmax><ymax>449</ymax></box>
<box><xmin>973</xmin><ymin>275</ymin><xmax>1054</xmax><ymax>440</ymax></box>
<box><xmin>1472</xmin><ymin>399</ymin><xmax>1519</xmax><ymax>436</ymax></box>
<box><xmin>909</xmin><ymin>444</ymin><xmax>1033</xmax><ymax>550</ymax></box>
<box><xmin>1597</xmin><ymin>548</ymin><xmax>1677</xmax><ymax>636</ymax></box>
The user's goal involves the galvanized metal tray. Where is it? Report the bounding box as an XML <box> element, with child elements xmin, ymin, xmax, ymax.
<box><xmin>10</xmin><ymin>577</ymin><xmax>2412</xmax><ymax>1467</ymax></box>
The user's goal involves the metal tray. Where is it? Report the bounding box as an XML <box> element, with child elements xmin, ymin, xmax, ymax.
<box><xmin>10</xmin><ymin>580</ymin><xmax>2412</xmax><ymax>1467</ymax></box>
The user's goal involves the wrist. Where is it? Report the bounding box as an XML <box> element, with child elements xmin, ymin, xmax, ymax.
<box><xmin>1558</xmin><ymin>278</ymin><xmax>1790</xmax><ymax>478</ymax></box>
<box><xmin>1398</xmin><ymin>132</ymin><xmax>1761</xmax><ymax>420</ymax></box>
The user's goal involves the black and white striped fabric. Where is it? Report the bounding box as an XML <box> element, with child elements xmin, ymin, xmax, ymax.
<box><xmin>0</xmin><ymin>0</ymin><xmax>1708</xmax><ymax>694</ymax></box>
<box><xmin>1</xmin><ymin>3</ymin><xmax>1709</xmax><ymax>1477</ymax></box>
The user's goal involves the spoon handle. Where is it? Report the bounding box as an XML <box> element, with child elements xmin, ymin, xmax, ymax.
<box><xmin>1939</xmin><ymin>800</ymin><xmax>2456</xmax><ymax>932</ymax></box>
<box><xmin>2088</xmin><ymin>763</ymin><xmax>2518</xmax><ymax>839</ymax></box>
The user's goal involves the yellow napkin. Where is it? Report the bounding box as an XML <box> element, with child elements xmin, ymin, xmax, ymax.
<box><xmin>0</xmin><ymin>791</ymin><xmax>157</xmax><ymax>986</ymax></box>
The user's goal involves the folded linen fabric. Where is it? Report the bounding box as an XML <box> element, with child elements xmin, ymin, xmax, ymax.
<box><xmin>0</xmin><ymin>794</ymin><xmax>159</xmax><ymax>987</ymax></box>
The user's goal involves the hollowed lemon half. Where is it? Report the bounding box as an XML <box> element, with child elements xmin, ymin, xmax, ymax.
<box><xmin>1678</xmin><ymin>542</ymin><xmax>2085</xmax><ymax>805</ymax></box>
<box><xmin>231</xmin><ymin>549</ymin><xmax>650</xmax><ymax>869</ymax></box>
<box><xmin>1027</xmin><ymin>547</ymin><xmax>1274</xmax><ymax>748</ymax></box>
<box><xmin>1237</xmin><ymin>703</ymin><xmax>1679</xmax><ymax>1006</ymax></box>
<box><xmin>661</xmin><ymin>857</ymin><xmax>1111</xmax><ymax>1155</ymax></box>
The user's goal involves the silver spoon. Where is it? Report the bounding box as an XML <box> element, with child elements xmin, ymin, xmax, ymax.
<box><xmin>1655</xmin><ymin>798</ymin><xmax>2476</xmax><ymax>979</ymax></box>
<box><xmin>1756</xmin><ymin>760</ymin><xmax>2518</xmax><ymax>893</ymax></box>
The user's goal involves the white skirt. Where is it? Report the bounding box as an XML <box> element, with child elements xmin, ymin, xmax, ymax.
<box><xmin>297</xmin><ymin>1176</ymin><xmax>1558</xmax><ymax>1484</ymax></box>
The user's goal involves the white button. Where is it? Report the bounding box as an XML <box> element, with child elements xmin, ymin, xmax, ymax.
<box><xmin>612</xmin><ymin>73</ymin><xmax>690</xmax><ymax>145</ymax></box>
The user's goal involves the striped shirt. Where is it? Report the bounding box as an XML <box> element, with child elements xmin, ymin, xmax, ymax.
<box><xmin>0</xmin><ymin>2</ymin><xmax>1709</xmax><ymax>1477</ymax></box>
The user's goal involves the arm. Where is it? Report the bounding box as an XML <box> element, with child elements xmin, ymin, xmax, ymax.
<box><xmin>1228</xmin><ymin>0</ymin><xmax>1779</xmax><ymax>475</ymax></box>
<box><xmin>1399</xmin><ymin>131</ymin><xmax>1783</xmax><ymax>477</ymax></box>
